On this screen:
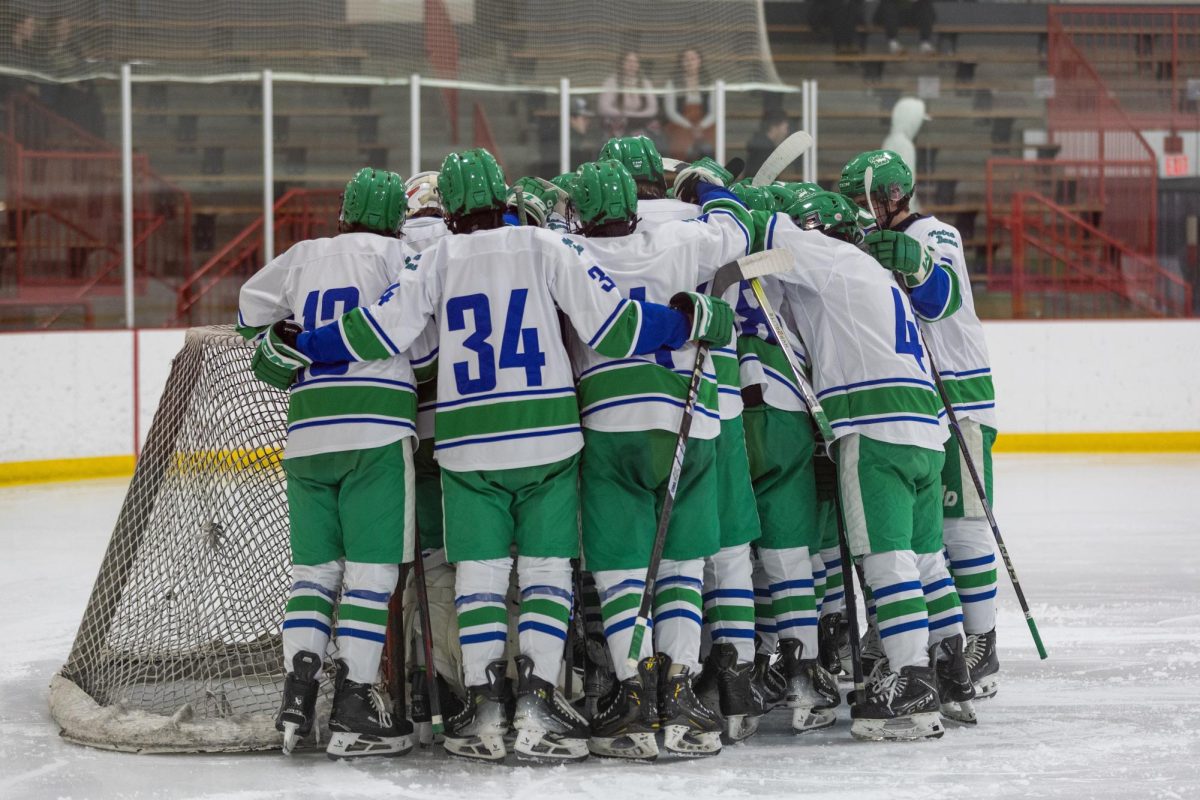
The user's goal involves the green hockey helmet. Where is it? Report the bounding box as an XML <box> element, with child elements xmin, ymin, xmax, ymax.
<box><xmin>340</xmin><ymin>167</ymin><xmax>406</xmax><ymax>235</ymax></box>
<box><xmin>550</xmin><ymin>172</ymin><xmax>577</xmax><ymax>196</ymax></box>
<box><xmin>570</xmin><ymin>160</ymin><xmax>638</xmax><ymax>230</ymax></box>
<box><xmin>438</xmin><ymin>148</ymin><xmax>508</xmax><ymax>217</ymax></box>
<box><xmin>838</xmin><ymin>150</ymin><xmax>914</xmax><ymax>204</ymax></box>
<box><xmin>783</xmin><ymin>181</ymin><xmax>824</xmax><ymax>204</ymax></box>
<box><xmin>785</xmin><ymin>191</ymin><xmax>864</xmax><ymax>245</ymax></box>
<box><xmin>598</xmin><ymin>135</ymin><xmax>664</xmax><ymax>185</ymax></box>
<box><xmin>507</xmin><ymin>176</ymin><xmax>551</xmax><ymax>227</ymax></box>
<box><xmin>730</xmin><ymin>183</ymin><xmax>776</xmax><ymax>213</ymax></box>
<box><xmin>764</xmin><ymin>183</ymin><xmax>797</xmax><ymax>212</ymax></box>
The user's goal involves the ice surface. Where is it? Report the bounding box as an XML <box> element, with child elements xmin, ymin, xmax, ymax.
<box><xmin>3</xmin><ymin>455</ymin><xmax>1199</xmax><ymax>799</ymax></box>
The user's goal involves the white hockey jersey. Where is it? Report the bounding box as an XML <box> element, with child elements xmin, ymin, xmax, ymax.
<box><xmin>763</xmin><ymin>214</ymin><xmax>948</xmax><ymax>452</ymax></box>
<box><xmin>297</xmin><ymin>225</ymin><xmax>684</xmax><ymax>472</ymax></box>
<box><xmin>897</xmin><ymin>214</ymin><xmax>997</xmax><ymax>429</ymax></box>
<box><xmin>401</xmin><ymin>216</ymin><xmax>450</xmax><ymax>441</ymax></box>
<box><xmin>237</xmin><ymin>232</ymin><xmax>418</xmax><ymax>459</ymax></box>
<box><xmin>566</xmin><ymin>208</ymin><xmax>751</xmax><ymax>438</ymax></box>
<box><xmin>735</xmin><ymin>277</ymin><xmax>811</xmax><ymax>414</ymax></box>
<box><xmin>638</xmin><ymin>197</ymin><xmax>701</xmax><ymax>228</ymax></box>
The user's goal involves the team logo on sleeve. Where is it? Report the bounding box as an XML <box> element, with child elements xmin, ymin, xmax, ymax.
<box><xmin>561</xmin><ymin>237</ymin><xmax>584</xmax><ymax>255</ymax></box>
<box><xmin>403</xmin><ymin>253</ymin><xmax>422</xmax><ymax>271</ymax></box>
<box><xmin>931</xmin><ymin>230</ymin><xmax>958</xmax><ymax>247</ymax></box>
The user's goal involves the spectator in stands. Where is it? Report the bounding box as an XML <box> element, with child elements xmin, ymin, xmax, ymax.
<box><xmin>875</xmin><ymin>0</ymin><xmax>936</xmax><ymax>55</ymax></box>
<box><xmin>569</xmin><ymin>97</ymin><xmax>598</xmax><ymax>171</ymax></box>
<box><xmin>598</xmin><ymin>51</ymin><xmax>660</xmax><ymax>141</ymax></box>
<box><xmin>744</xmin><ymin>107</ymin><xmax>791</xmax><ymax>179</ymax></box>
<box><xmin>663</xmin><ymin>48</ymin><xmax>715</xmax><ymax>160</ymax></box>
<box><xmin>807</xmin><ymin>0</ymin><xmax>865</xmax><ymax>55</ymax></box>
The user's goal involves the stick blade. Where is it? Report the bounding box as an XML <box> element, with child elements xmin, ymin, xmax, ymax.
<box><xmin>752</xmin><ymin>131</ymin><xmax>814</xmax><ymax>187</ymax></box>
<box><xmin>709</xmin><ymin>248</ymin><xmax>793</xmax><ymax>297</ymax></box>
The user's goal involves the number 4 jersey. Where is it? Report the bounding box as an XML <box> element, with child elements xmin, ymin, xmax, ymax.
<box><xmin>295</xmin><ymin>225</ymin><xmax>689</xmax><ymax>473</ymax></box>
<box><xmin>762</xmin><ymin>214</ymin><xmax>949</xmax><ymax>452</ymax></box>
<box><xmin>237</xmin><ymin>232</ymin><xmax>420</xmax><ymax>459</ymax></box>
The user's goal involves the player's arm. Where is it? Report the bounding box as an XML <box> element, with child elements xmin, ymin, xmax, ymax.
<box><xmin>864</xmin><ymin>229</ymin><xmax>961</xmax><ymax>321</ymax></box>
<box><xmin>407</xmin><ymin>319</ymin><xmax>439</xmax><ymax>385</ymax></box>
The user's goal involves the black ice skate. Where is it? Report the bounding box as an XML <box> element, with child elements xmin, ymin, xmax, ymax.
<box><xmin>512</xmin><ymin>654</ymin><xmax>590</xmax><ymax>763</ymax></box>
<box><xmin>326</xmin><ymin>660</ymin><xmax>414</xmax><ymax>759</ymax></box>
<box><xmin>753</xmin><ymin>651</ymin><xmax>787</xmax><ymax>711</ymax></box>
<box><xmin>860</xmin><ymin>621</ymin><xmax>886</xmax><ymax>681</ymax></box>
<box><xmin>850</xmin><ymin>663</ymin><xmax>944</xmax><ymax>742</ymax></box>
<box><xmin>965</xmin><ymin>628</ymin><xmax>1000</xmax><ymax>699</ymax></box>
<box><xmin>657</xmin><ymin>655</ymin><xmax>722</xmax><ymax>757</ymax></box>
<box><xmin>778</xmin><ymin>638</ymin><xmax>840</xmax><ymax>733</ymax></box>
<box><xmin>931</xmin><ymin>634</ymin><xmax>978</xmax><ymax>725</ymax></box>
<box><xmin>275</xmin><ymin>650</ymin><xmax>322</xmax><ymax>755</ymax></box>
<box><xmin>582</xmin><ymin>634</ymin><xmax>615</xmax><ymax>718</ymax></box>
<box><xmin>443</xmin><ymin>658</ymin><xmax>510</xmax><ymax>763</ymax></box>
<box><xmin>588</xmin><ymin>655</ymin><xmax>660</xmax><ymax>761</ymax></box>
<box><xmin>410</xmin><ymin>668</ymin><xmax>464</xmax><ymax>746</ymax></box>
<box><xmin>694</xmin><ymin>643</ymin><xmax>765</xmax><ymax>743</ymax></box>
<box><xmin>818</xmin><ymin>611</ymin><xmax>851</xmax><ymax>678</ymax></box>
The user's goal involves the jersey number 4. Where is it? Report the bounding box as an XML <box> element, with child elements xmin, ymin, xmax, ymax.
<box><xmin>446</xmin><ymin>289</ymin><xmax>547</xmax><ymax>395</ymax></box>
<box><xmin>891</xmin><ymin>287</ymin><xmax>926</xmax><ymax>372</ymax></box>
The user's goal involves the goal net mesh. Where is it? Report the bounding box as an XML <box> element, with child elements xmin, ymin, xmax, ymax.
<box><xmin>1</xmin><ymin>0</ymin><xmax>780</xmax><ymax>88</ymax></box>
<box><xmin>49</xmin><ymin>326</ymin><xmax>302</xmax><ymax>753</ymax></box>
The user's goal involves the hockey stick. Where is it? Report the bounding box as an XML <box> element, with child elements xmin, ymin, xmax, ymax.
<box><xmin>864</xmin><ymin>167</ymin><xmax>1048</xmax><ymax>660</ymax></box>
<box><xmin>625</xmin><ymin>249</ymin><xmax>792</xmax><ymax>666</ymax></box>
<box><xmin>831</xmin><ymin>480</ymin><xmax>866</xmax><ymax>706</ymax></box>
<box><xmin>751</xmin><ymin>131</ymin><xmax>814</xmax><ymax>187</ymax></box>
<box><xmin>515</xmin><ymin>187</ymin><xmax>528</xmax><ymax>227</ymax></box>
<box><xmin>411</xmin><ymin>550</ymin><xmax>446</xmax><ymax>733</ymax></box>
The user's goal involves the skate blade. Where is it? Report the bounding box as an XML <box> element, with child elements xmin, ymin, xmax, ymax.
<box><xmin>415</xmin><ymin>721</ymin><xmax>437</xmax><ymax>747</ymax></box>
<box><xmin>791</xmin><ymin>706</ymin><xmax>837</xmax><ymax>734</ymax></box>
<box><xmin>326</xmin><ymin>731</ymin><xmax>414</xmax><ymax>759</ymax></box>
<box><xmin>940</xmin><ymin>698</ymin><xmax>978</xmax><ymax>726</ymax></box>
<box><xmin>850</xmin><ymin>712</ymin><xmax>944</xmax><ymax>742</ymax></box>
<box><xmin>514</xmin><ymin>728</ymin><xmax>589</xmax><ymax>763</ymax></box>
<box><xmin>443</xmin><ymin>734</ymin><xmax>507</xmax><ymax>763</ymax></box>
<box><xmin>280</xmin><ymin>721</ymin><xmax>301</xmax><ymax>756</ymax></box>
<box><xmin>663</xmin><ymin>724</ymin><xmax>722</xmax><ymax>757</ymax></box>
<box><xmin>974</xmin><ymin>674</ymin><xmax>999</xmax><ymax>700</ymax></box>
<box><xmin>722</xmin><ymin>714</ymin><xmax>760</xmax><ymax>744</ymax></box>
<box><xmin>587</xmin><ymin>732</ymin><xmax>658</xmax><ymax>761</ymax></box>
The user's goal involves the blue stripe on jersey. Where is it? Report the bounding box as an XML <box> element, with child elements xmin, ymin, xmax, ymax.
<box><xmin>831</xmin><ymin>415</ymin><xmax>941</xmax><ymax>429</ymax></box>
<box><xmin>435</xmin><ymin>425</ymin><xmax>582</xmax><ymax>451</ymax></box>
<box><xmin>362</xmin><ymin>306</ymin><xmax>401</xmax><ymax>355</ymax></box>
<box><xmin>939</xmin><ymin>367</ymin><xmax>992</xmax><ymax>378</ymax></box>
<box><xmin>588</xmin><ymin>298</ymin><xmax>630</xmax><ymax>348</ymax></box>
<box><xmin>410</xmin><ymin>347</ymin><xmax>439</xmax><ymax>366</ymax></box>
<box><xmin>582</xmin><ymin>395</ymin><xmax>722</xmax><ymax>421</ymax></box>
<box><xmin>287</xmin><ymin>417</ymin><xmax>416</xmax><ymax>433</ymax></box>
<box><xmin>817</xmin><ymin>376</ymin><xmax>936</xmax><ymax>398</ymax></box>
<box><xmin>292</xmin><ymin>376</ymin><xmax>416</xmax><ymax>391</ymax></box>
<box><xmin>433</xmin><ymin>385</ymin><xmax>575</xmax><ymax>411</ymax></box>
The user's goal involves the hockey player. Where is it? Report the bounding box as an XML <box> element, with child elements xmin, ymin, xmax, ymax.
<box><xmin>599</xmin><ymin>135</ymin><xmax>699</xmax><ymax>226</ymax></box>
<box><xmin>755</xmin><ymin>190</ymin><xmax>966</xmax><ymax>740</ymax></box>
<box><xmin>240</xmin><ymin>167</ymin><xmax>416</xmax><ymax>759</ymax></box>
<box><xmin>841</xmin><ymin>150</ymin><xmax>1001</xmax><ymax>706</ymax></box>
<box><xmin>564</xmin><ymin>159</ymin><xmax>754</xmax><ymax>758</ymax></box>
<box><xmin>260</xmin><ymin>148</ymin><xmax>732</xmax><ymax>764</ymax></box>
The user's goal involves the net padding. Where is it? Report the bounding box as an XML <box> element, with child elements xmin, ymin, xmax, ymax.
<box><xmin>49</xmin><ymin>325</ymin><xmax>317</xmax><ymax>753</ymax></box>
<box><xmin>0</xmin><ymin>0</ymin><xmax>780</xmax><ymax>88</ymax></box>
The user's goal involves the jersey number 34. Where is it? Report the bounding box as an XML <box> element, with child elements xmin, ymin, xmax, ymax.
<box><xmin>446</xmin><ymin>289</ymin><xmax>547</xmax><ymax>394</ymax></box>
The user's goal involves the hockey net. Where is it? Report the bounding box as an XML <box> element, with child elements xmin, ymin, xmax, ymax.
<box><xmin>49</xmin><ymin>326</ymin><xmax>303</xmax><ymax>753</ymax></box>
<box><xmin>0</xmin><ymin>0</ymin><xmax>779</xmax><ymax>88</ymax></box>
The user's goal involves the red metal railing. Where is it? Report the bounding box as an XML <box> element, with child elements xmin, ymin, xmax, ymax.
<box><xmin>173</xmin><ymin>188</ymin><xmax>342</xmax><ymax>326</ymax></box>
<box><xmin>1008</xmin><ymin>192</ymin><xmax>1190</xmax><ymax>318</ymax></box>
<box><xmin>1049</xmin><ymin>6</ymin><xmax>1200</xmax><ymax>130</ymax></box>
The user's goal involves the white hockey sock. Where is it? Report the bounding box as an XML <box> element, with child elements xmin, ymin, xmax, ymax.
<box><xmin>517</xmin><ymin>555</ymin><xmax>573</xmax><ymax>685</ymax></box>
<box><xmin>752</xmin><ymin>553</ymin><xmax>777</xmax><ymax>655</ymax></box>
<box><xmin>593</xmin><ymin>568</ymin><xmax>652</xmax><ymax>682</ymax></box>
<box><xmin>819</xmin><ymin>546</ymin><xmax>846</xmax><ymax>616</ymax></box>
<box><xmin>944</xmin><ymin>517</ymin><xmax>998</xmax><ymax>634</ymax></box>
<box><xmin>862</xmin><ymin>550</ymin><xmax>928</xmax><ymax>670</ymax></box>
<box><xmin>336</xmin><ymin>561</ymin><xmax>399</xmax><ymax>684</ymax></box>
<box><xmin>916</xmin><ymin>551</ymin><xmax>966</xmax><ymax>650</ymax></box>
<box><xmin>811</xmin><ymin>550</ymin><xmax>828</xmax><ymax>616</ymax></box>
<box><xmin>283</xmin><ymin>560</ymin><xmax>343</xmax><ymax>668</ymax></box>
<box><xmin>654</xmin><ymin>559</ymin><xmax>706</xmax><ymax>673</ymax></box>
<box><xmin>455</xmin><ymin>557</ymin><xmax>512</xmax><ymax>687</ymax></box>
<box><xmin>703</xmin><ymin>544</ymin><xmax>756</xmax><ymax>663</ymax></box>
<box><xmin>759</xmin><ymin>545</ymin><xmax>818</xmax><ymax>659</ymax></box>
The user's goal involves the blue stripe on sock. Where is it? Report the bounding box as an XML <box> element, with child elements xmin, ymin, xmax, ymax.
<box><xmin>872</xmin><ymin>580</ymin><xmax>923</xmax><ymax>600</ymax></box>
<box><xmin>929</xmin><ymin>613</ymin><xmax>965</xmax><ymax>631</ymax></box>
<box><xmin>657</xmin><ymin>575</ymin><xmax>704</xmax><ymax>589</ymax></box>
<box><xmin>345</xmin><ymin>589</ymin><xmax>390</xmax><ymax>603</ymax></box>
<box><xmin>291</xmin><ymin>581</ymin><xmax>336</xmax><ymax>599</ymax></box>
<box><xmin>923</xmin><ymin>577</ymin><xmax>956</xmax><ymax>594</ymax></box>
<box><xmin>823</xmin><ymin>590</ymin><xmax>845</xmax><ymax>604</ymax></box>
<box><xmin>455</xmin><ymin>592</ymin><xmax>507</xmax><ymax>607</ymax></box>
<box><xmin>710</xmin><ymin>628</ymin><xmax>757</xmax><ymax>640</ymax></box>
<box><xmin>654</xmin><ymin>608</ymin><xmax>703</xmax><ymax>626</ymax></box>
<box><xmin>960</xmin><ymin>588</ymin><xmax>998</xmax><ymax>603</ymax></box>
<box><xmin>775</xmin><ymin>617</ymin><xmax>819</xmax><ymax>630</ymax></box>
<box><xmin>283</xmin><ymin>618</ymin><xmax>331</xmax><ymax>635</ymax></box>
<box><xmin>768</xmin><ymin>579</ymin><xmax>814</xmax><ymax>592</ymax></box>
<box><xmin>600</xmin><ymin>579</ymin><xmax>645</xmax><ymax>602</ymax></box>
<box><xmin>335</xmin><ymin>627</ymin><xmax>387</xmax><ymax>644</ymax></box>
<box><xmin>879</xmin><ymin>617</ymin><xmax>930</xmax><ymax>638</ymax></box>
<box><xmin>518</xmin><ymin>620</ymin><xmax>568</xmax><ymax>640</ymax></box>
<box><xmin>950</xmin><ymin>554</ymin><xmax>996</xmax><ymax>570</ymax></box>
<box><xmin>604</xmin><ymin>616</ymin><xmax>652</xmax><ymax>637</ymax></box>
<box><xmin>460</xmin><ymin>630</ymin><xmax>509</xmax><ymax>646</ymax></box>
<box><xmin>520</xmin><ymin>584</ymin><xmax>573</xmax><ymax>602</ymax></box>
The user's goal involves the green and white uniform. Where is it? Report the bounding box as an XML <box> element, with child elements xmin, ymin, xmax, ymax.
<box><xmin>898</xmin><ymin>213</ymin><xmax>999</xmax><ymax>635</ymax></box>
<box><xmin>763</xmin><ymin>213</ymin><xmax>963</xmax><ymax>670</ymax></box>
<box><xmin>238</xmin><ymin>231</ymin><xmax>417</xmax><ymax>685</ymax></box>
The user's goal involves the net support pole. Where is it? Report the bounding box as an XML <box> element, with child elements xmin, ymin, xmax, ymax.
<box><xmin>120</xmin><ymin>63</ymin><xmax>134</xmax><ymax>329</ymax></box>
<box><xmin>262</xmin><ymin>69</ymin><xmax>274</xmax><ymax>263</ymax></box>
<box><xmin>715</xmin><ymin>79</ymin><xmax>727</xmax><ymax>165</ymax></box>
<box><xmin>802</xmin><ymin>80</ymin><xmax>819</xmax><ymax>184</ymax></box>
<box><xmin>559</xmin><ymin>78</ymin><xmax>571</xmax><ymax>175</ymax></box>
<box><xmin>410</xmin><ymin>74</ymin><xmax>421</xmax><ymax>176</ymax></box>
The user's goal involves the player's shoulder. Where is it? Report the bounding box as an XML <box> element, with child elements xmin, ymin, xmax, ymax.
<box><xmin>638</xmin><ymin>198</ymin><xmax>701</xmax><ymax>227</ymax></box>
<box><xmin>902</xmin><ymin>214</ymin><xmax>963</xmax><ymax>251</ymax></box>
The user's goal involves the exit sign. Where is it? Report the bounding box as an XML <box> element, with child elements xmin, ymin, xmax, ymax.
<box><xmin>1164</xmin><ymin>154</ymin><xmax>1189</xmax><ymax>177</ymax></box>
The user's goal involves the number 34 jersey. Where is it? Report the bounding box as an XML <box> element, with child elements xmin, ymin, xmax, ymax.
<box><xmin>238</xmin><ymin>232</ymin><xmax>420</xmax><ymax>460</ymax></box>
<box><xmin>762</xmin><ymin>214</ymin><xmax>949</xmax><ymax>452</ymax></box>
<box><xmin>307</xmin><ymin>225</ymin><xmax>680</xmax><ymax>473</ymax></box>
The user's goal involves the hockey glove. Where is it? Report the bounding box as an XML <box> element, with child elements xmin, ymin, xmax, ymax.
<box><xmin>669</xmin><ymin>291</ymin><xmax>734</xmax><ymax>346</ymax></box>
<box><xmin>262</xmin><ymin>320</ymin><xmax>312</xmax><ymax>372</ymax></box>
<box><xmin>675</xmin><ymin>156</ymin><xmax>735</xmax><ymax>204</ymax></box>
<box><xmin>865</xmin><ymin>230</ymin><xmax>934</xmax><ymax>288</ymax></box>
<box><xmin>250</xmin><ymin>339</ymin><xmax>298</xmax><ymax>391</ymax></box>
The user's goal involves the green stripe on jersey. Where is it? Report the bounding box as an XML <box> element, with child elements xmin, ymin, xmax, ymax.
<box><xmin>820</xmin><ymin>384</ymin><xmax>941</xmax><ymax>425</ymax></box>
<box><xmin>940</xmin><ymin>373</ymin><xmax>995</xmax><ymax>407</ymax></box>
<box><xmin>579</xmin><ymin>362</ymin><xmax>718</xmax><ymax>414</ymax></box>
<box><xmin>712</xmin><ymin>350</ymin><xmax>739</xmax><ymax>390</ymax></box>
<box><xmin>435</xmin><ymin>394</ymin><xmax>580</xmax><ymax>443</ymax></box>
<box><xmin>737</xmin><ymin>335</ymin><xmax>804</xmax><ymax>387</ymax></box>
<box><xmin>591</xmin><ymin>302</ymin><xmax>641</xmax><ymax>359</ymax></box>
<box><xmin>289</xmin><ymin>384</ymin><xmax>417</xmax><ymax>426</ymax></box>
<box><xmin>339</xmin><ymin>308</ymin><xmax>397</xmax><ymax>361</ymax></box>
<box><xmin>413</xmin><ymin>358</ymin><xmax>438</xmax><ymax>385</ymax></box>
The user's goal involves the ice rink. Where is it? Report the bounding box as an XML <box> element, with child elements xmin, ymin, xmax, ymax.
<box><xmin>2</xmin><ymin>453</ymin><xmax>1198</xmax><ymax>800</ymax></box>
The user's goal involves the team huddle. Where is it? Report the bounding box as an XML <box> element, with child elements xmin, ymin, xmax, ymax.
<box><xmin>236</xmin><ymin>135</ymin><xmax>1001</xmax><ymax>763</ymax></box>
